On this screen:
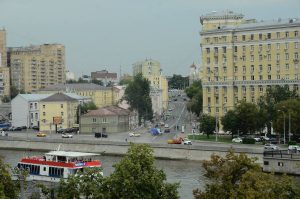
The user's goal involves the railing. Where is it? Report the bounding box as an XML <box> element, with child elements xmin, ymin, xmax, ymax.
<box><xmin>263</xmin><ymin>150</ymin><xmax>300</xmax><ymax>160</ymax></box>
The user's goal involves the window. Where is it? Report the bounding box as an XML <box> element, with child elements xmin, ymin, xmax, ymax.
<box><xmin>276</xmin><ymin>43</ymin><xmax>280</xmax><ymax>50</ymax></box>
<box><xmin>267</xmin><ymin>33</ymin><xmax>271</xmax><ymax>39</ymax></box>
<box><xmin>267</xmin><ymin>44</ymin><xmax>271</xmax><ymax>50</ymax></box>
<box><xmin>268</xmin><ymin>75</ymin><xmax>272</xmax><ymax>80</ymax></box>
<box><xmin>259</xmin><ymin>87</ymin><xmax>263</xmax><ymax>92</ymax></box>
<box><xmin>294</xmin><ymin>52</ymin><xmax>299</xmax><ymax>59</ymax></box>
<box><xmin>251</xmin><ymin>65</ymin><xmax>254</xmax><ymax>72</ymax></box>
<box><xmin>264</xmin><ymin>161</ymin><xmax>269</xmax><ymax>165</ymax></box>
<box><xmin>222</xmin><ymin>46</ymin><xmax>226</xmax><ymax>53</ymax></box>
<box><xmin>34</xmin><ymin>103</ymin><xmax>37</xmax><ymax>109</ymax></box>
<box><xmin>285</xmin><ymin>43</ymin><xmax>289</xmax><ymax>49</ymax></box>
<box><xmin>234</xmin><ymin>46</ymin><xmax>237</xmax><ymax>52</ymax></box>
<box><xmin>234</xmin><ymin>66</ymin><xmax>238</xmax><ymax>73</ymax></box>
<box><xmin>250</xmin><ymin>34</ymin><xmax>254</xmax><ymax>40</ymax></box>
<box><xmin>242</xmin><ymin>46</ymin><xmax>246</xmax><ymax>52</ymax></box>
<box><xmin>233</xmin><ymin>56</ymin><xmax>237</xmax><ymax>63</ymax></box>
<box><xmin>30</xmin><ymin>103</ymin><xmax>33</xmax><ymax>109</ymax></box>
<box><xmin>207</xmin><ymin>87</ymin><xmax>211</xmax><ymax>93</ymax></box>
<box><xmin>259</xmin><ymin>33</ymin><xmax>262</xmax><ymax>40</ymax></box>
<box><xmin>223</xmin><ymin>67</ymin><xmax>227</xmax><ymax>73</ymax></box>
<box><xmin>285</xmin><ymin>53</ymin><xmax>289</xmax><ymax>60</ymax></box>
<box><xmin>243</xmin><ymin>66</ymin><xmax>246</xmax><ymax>73</ymax></box>
<box><xmin>214</xmin><ymin>47</ymin><xmax>218</xmax><ymax>53</ymax></box>
<box><xmin>276</xmin><ymin>32</ymin><xmax>280</xmax><ymax>38</ymax></box>
<box><xmin>215</xmin><ymin>97</ymin><xmax>219</xmax><ymax>104</ymax></box>
<box><xmin>295</xmin><ymin>74</ymin><xmax>298</xmax><ymax>80</ymax></box>
<box><xmin>206</xmin><ymin>48</ymin><xmax>210</xmax><ymax>53</ymax></box>
<box><xmin>285</xmin><ymin>75</ymin><xmax>289</xmax><ymax>80</ymax></box>
<box><xmin>31</xmin><ymin>113</ymin><xmax>33</xmax><ymax>119</ymax></box>
<box><xmin>43</xmin><ymin>105</ymin><xmax>45</xmax><ymax>108</ymax></box>
<box><xmin>268</xmin><ymin>64</ymin><xmax>272</xmax><ymax>72</ymax></box>
<box><xmin>295</xmin><ymin>42</ymin><xmax>299</xmax><ymax>49</ymax></box>
<box><xmin>92</xmin><ymin>118</ymin><xmax>96</xmax><ymax>123</ymax></box>
<box><xmin>250</xmin><ymin>45</ymin><xmax>254</xmax><ymax>51</ymax></box>
<box><xmin>223</xmin><ymin>76</ymin><xmax>227</xmax><ymax>81</ymax></box>
<box><xmin>206</xmin><ymin>38</ymin><xmax>210</xmax><ymax>43</ymax></box>
<box><xmin>214</xmin><ymin>37</ymin><xmax>218</xmax><ymax>42</ymax></box>
<box><xmin>295</xmin><ymin>64</ymin><xmax>299</xmax><ymax>69</ymax></box>
<box><xmin>61</xmin><ymin>104</ymin><xmax>63</xmax><ymax>108</ymax></box>
<box><xmin>277</xmin><ymin>75</ymin><xmax>281</xmax><ymax>79</ymax></box>
<box><xmin>276</xmin><ymin>54</ymin><xmax>280</xmax><ymax>61</ymax></box>
<box><xmin>102</xmin><ymin>118</ymin><xmax>107</xmax><ymax>123</ymax></box>
<box><xmin>222</xmin><ymin>36</ymin><xmax>227</xmax><ymax>42</ymax></box>
<box><xmin>242</xmin><ymin>56</ymin><xmax>246</xmax><ymax>62</ymax></box>
<box><xmin>233</xmin><ymin>36</ymin><xmax>237</xmax><ymax>41</ymax></box>
<box><xmin>259</xmin><ymin>65</ymin><xmax>263</xmax><ymax>72</ymax></box>
<box><xmin>43</xmin><ymin>112</ymin><xmax>45</xmax><ymax>116</ymax></box>
<box><xmin>250</xmin><ymin>55</ymin><xmax>254</xmax><ymax>62</ymax></box>
<box><xmin>242</xmin><ymin>35</ymin><xmax>246</xmax><ymax>41</ymax></box>
<box><xmin>285</xmin><ymin>31</ymin><xmax>289</xmax><ymax>38</ymax></box>
<box><xmin>276</xmin><ymin>64</ymin><xmax>280</xmax><ymax>72</ymax></box>
<box><xmin>243</xmin><ymin>76</ymin><xmax>246</xmax><ymax>80</ymax></box>
<box><xmin>295</xmin><ymin>31</ymin><xmax>299</xmax><ymax>37</ymax></box>
<box><xmin>259</xmin><ymin>44</ymin><xmax>262</xmax><ymax>52</ymax></box>
<box><xmin>35</xmin><ymin>113</ymin><xmax>38</xmax><ymax>119</ymax></box>
<box><xmin>278</xmin><ymin>162</ymin><xmax>284</xmax><ymax>167</ymax></box>
<box><xmin>207</xmin><ymin>58</ymin><xmax>210</xmax><ymax>64</ymax></box>
<box><xmin>259</xmin><ymin>75</ymin><xmax>263</xmax><ymax>80</ymax></box>
<box><xmin>267</xmin><ymin>54</ymin><xmax>271</xmax><ymax>61</ymax></box>
<box><xmin>251</xmin><ymin>75</ymin><xmax>255</xmax><ymax>80</ymax></box>
<box><xmin>61</xmin><ymin>112</ymin><xmax>64</xmax><ymax>116</ymax></box>
<box><xmin>216</xmin><ymin>107</ymin><xmax>219</xmax><ymax>113</ymax></box>
<box><xmin>224</xmin><ymin>97</ymin><xmax>227</xmax><ymax>103</ymax></box>
<box><xmin>286</xmin><ymin>64</ymin><xmax>289</xmax><ymax>70</ymax></box>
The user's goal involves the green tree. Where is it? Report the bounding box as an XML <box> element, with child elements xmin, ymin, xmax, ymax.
<box><xmin>168</xmin><ymin>74</ymin><xmax>189</xmax><ymax>89</ymax></box>
<box><xmin>0</xmin><ymin>157</ymin><xmax>19</xmax><ymax>199</ymax></box>
<box><xmin>258</xmin><ymin>85</ymin><xmax>298</xmax><ymax>134</ymax></box>
<box><xmin>123</xmin><ymin>73</ymin><xmax>153</xmax><ymax>124</ymax></box>
<box><xmin>119</xmin><ymin>78</ymin><xmax>132</xmax><ymax>85</ymax></box>
<box><xmin>199</xmin><ymin>114</ymin><xmax>216</xmax><ymax>138</ymax></box>
<box><xmin>185</xmin><ymin>80</ymin><xmax>203</xmax><ymax>116</ymax></box>
<box><xmin>103</xmin><ymin>143</ymin><xmax>180</xmax><ymax>199</ymax></box>
<box><xmin>91</xmin><ymin>79</ymin><xmax>103</xmax><ymax>86</ymax></box>
<box><xmin>221</xmin><ymin>110</ymin><xmax>239</xmax><ymax>137</ymax></box>
<box><xmin>273</xmin><ymin>99</ymin><xmax>300</xmax><ymax>137</ymax></box>
<box><xmin>193</xmin><ymin>150</ymin><xmax>300</xmax><ymax>199</ymax></box>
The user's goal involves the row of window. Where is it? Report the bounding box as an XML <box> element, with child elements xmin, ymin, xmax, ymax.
<box><xmin>18</xmin><ymin>163</ymin><xmax>40</xmax><ymax>175</ymax></box>
<box><xmin>205</xmin><ymin>30</ymin><xmax>299</xmax><ymax>43</ymax></box>
<box><xmin>206</xmin><ymin>52</ymin><xmax>299</xmax><ymax>65</ymax></box>
<box><xmin>42</xmin><ymin>104</ymin><xmax>64</xmax><ymax>108</ymax></box>
<box><xmin>92</xmin><ymin>118</ymin><xmax>107</xmax><ymax>123</ymax></box>
<box><xmin>207</xmin><ymin>74</ymin><xmax>298</xmax><ymax>82</ymax></box>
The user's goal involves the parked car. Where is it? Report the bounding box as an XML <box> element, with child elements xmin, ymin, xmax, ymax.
<box><xmin>254</xmin><ymin>137</ymin><xmax>261</xmax><ymax>142</ymax></box>
<box><xmin>183</xmin><ymin>139</ymin><xmax>192</xmax><ymax>145</ymax></box>
<box><xmin>164</xmin><ymin>124</ymin><xmax>169</xmax><ymax>128</ymax></box>
<box><xmin>62</xmin><ymin>133</ymin><xmax>73</xmax><ymax>138</ymax></box>
<box><xmin>232</xmin><ymin>137</ymin><xmax>243</xmax><ymax>143</ymax></box>
<box><xmin>0</xmin><ymin>131</ymin><xmax>8</xmax><ymax>136</ymax></box>
<box><xmin>129</xmin><ymin>132</ymin><xmax>141</xmax><ymax>137</ymax></box>
<box><xmin>264</xmin><ymin>143</ymin><xmax>279</xmax><ymax>150</ymax></box>
<box><xmin>57</xmin><ymin>128</ymin><xmax>65</xmax><ymax>133</ymax></box>
<box><xmin>32</xmin><ymin>126</ymin><xmax>39</xmax><ymax>131</ymax></box>
<box><xmin>94</xmin><ymin>133</ymin><xmax>108</xmax><ymax>138</ymax></box>
<box><xmin>288</xmin><ymin>145</ymin><xmax>300</xmax><ymax>152</ymax></box>
<box><xmin>9</xmin><ymin>126</ymin><xmax>22</xmax><ymax>131</ymax></box>
<box><xmin>164</xmin><ymin>128</ymin><xmax>171</xmax><ymax>133</ymax></box>
<box><xmin>37</xmin><ymin>132</ymin><xmax>47</xmax><ymax>137</ymax></box>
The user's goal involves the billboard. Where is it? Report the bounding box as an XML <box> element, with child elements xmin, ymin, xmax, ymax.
<box><xmin>53</xmin><ymin>116</ymin><xmax>62</xmax><ymax>125</ymax></box>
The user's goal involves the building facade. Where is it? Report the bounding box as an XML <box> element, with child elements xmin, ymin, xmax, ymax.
<box><xmin>200</xmin><ymin>11</ymin><xmax>300</xmax><ymax>118</ymax></box>
<box><xmin>0</xmin><ymin>29</ymin><xmax>10</xmax><ymax>100</ymax></box>
<box><xmin>133</xmin><ymin>59</ymin><xmax>161</xmax><ymax>77</ymax></box>
<box><xmin>80</xmin><ymin>106</ymin><xmax>137</xmax><ymax>134</ymax></box>
<box><xmin>91</xmin><ymin>70</ymin><xmax>118</xmax><ymax>86</ymax></box>
<box><xmin>38</xmin><ymin>83</ymin><xmax>114</xmax><ymax>108</ymax></box>
<box><xmin>7</xmin><ymin>44</ymin><xmax>66</xmax><ymax>93</ymax></box>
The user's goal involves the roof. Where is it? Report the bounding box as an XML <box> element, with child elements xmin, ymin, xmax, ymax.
<box><xmin>91</xmin><ymin>71</ymin><xmax>117</xmax><ymax>79</ymax></box>
<box><xmin>18</xmin><ymin>94</ymin><xmax>52</xmax><ymax>101</ymax></box>
<box><xmin>45</xmin><ymin>151</ymin><xmax>99</xmax><ymax>157</ymax></box>
<box><xmin>40</xmin><ymin>93</ymin><xmax>77</xmax><ymax>102</ymax></box>
<box><xmin>82</xmin><ymin>106</ymin><xmax>130</xmax><ymax>117</ymax></box>
<box><xmin>39</xmin><ymin>83</ymin><xmax>111</xmax><ymax>91</ymax></box>
<box><xmin>64</xmin><ymin>93</ymin><xmax>90</xmax><ymax>100</ymax></box>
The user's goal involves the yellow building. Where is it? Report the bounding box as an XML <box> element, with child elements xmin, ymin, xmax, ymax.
<box><xmin>7</xmin><ymin>44</ymin><xmax>66</xmax><ymax>93</ymax></box>
<box><xmin>0</xmin><ymin>29</ymin><xmax>10</xmax><ymax>99</ymax></box>
<box><xmin>39</xmin><ymin>93</ymin><xmax>79</xmax><ymax>131</ymax></box>
<box><xmin>147</xmin><ymin>75</ymin><xmax>169</xmax><ymax>110</ymax></box>
<box><xmin>133</xmin><ymin>59</ymin><xmax>161</xmax><ymax>77</ymax></box>
<box><xmin>38</xmin><ymin>83</ymin><xmax>114</xmax><ymax>108</ymax></box>
<box><xmin>200</xmin><ymin>11</ymin><xmax>300</xmax><ymax>118</ymax></box>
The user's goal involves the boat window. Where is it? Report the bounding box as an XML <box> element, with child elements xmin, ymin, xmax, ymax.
<box><xmin>43</xmin><ymin>167</ymin><xmax>46</xmax><ymax>171</ymax></box>
<box><xmin>49</xmin><ymin>167</ymin><xmax>64</xmax><ymax>177</ymax></box>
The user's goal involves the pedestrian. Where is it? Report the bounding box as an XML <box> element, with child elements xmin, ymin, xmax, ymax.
<box><xmin>125</xmin><ymin>138</ymin><xmax>128</xmax><ymax>142</ymax></box>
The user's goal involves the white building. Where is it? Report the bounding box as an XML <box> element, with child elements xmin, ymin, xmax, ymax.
<box><xmin>150</xmin><ymin>88</ymin><xmax>163</xmax><ymax>116</ymax></box>
<box><xmin>11</xmin><ymin>93</ymin><xmax>91</xmax><ymax>128</ymax></box>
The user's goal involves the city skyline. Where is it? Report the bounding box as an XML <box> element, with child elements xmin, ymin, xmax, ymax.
<box><xmin>0</xmin><ymin>0</ymin><xmax>299</xmax><ymax>78</ymax></box>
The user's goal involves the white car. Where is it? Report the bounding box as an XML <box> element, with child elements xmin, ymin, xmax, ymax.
<box><xmin>164</xmin><ymin>124</ymin><xmax>169</xmax><ymax>128</ymax></box>
<box><xmin>183</xmin><ymin>139</ymin><xmax>192</xmax><ymax>145</ymax></box>
<box><xmin>129</xmin><ymin>132</ymin><xmax>141</xmax><ymax>137</ymax></box>
<box><xmin>288</xmin><ymin>145</ymin><xmax>300</xmax><ymax>152</ymax></box>
<box><xmin>232</xmin><ymin>137</ymin><xmax>243</xmax><ymax>143</ymax></box>
<box><xmin>264</xmin><ymin>143</ymin><xmax>279</xmax><ymax>150</ymax></box>
<box><xmin>62</xmin><ymin>133</ymin><xmax>73</xmax><ymax>138</ymax></box>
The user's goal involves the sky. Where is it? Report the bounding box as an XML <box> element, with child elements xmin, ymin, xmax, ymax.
<box><xmin>0</xmin><ymin>0</ymin><xmax>300</xmax><ymax>78</ymax></box>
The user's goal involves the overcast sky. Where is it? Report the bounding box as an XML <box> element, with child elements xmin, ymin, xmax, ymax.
<box><xmin>0</xmin><ymin>0</ymin><xmax>299</xmax><ymax>78</ymax></box>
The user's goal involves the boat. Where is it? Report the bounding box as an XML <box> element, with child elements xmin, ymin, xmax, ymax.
<box><xmin>16</xmin><ymin>150</ymin><xmax>101</xmax><ymax>182</ymax></box>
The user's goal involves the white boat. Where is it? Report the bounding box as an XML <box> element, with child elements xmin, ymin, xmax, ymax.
<box><xmin>16</xmin><ymin>151</ymin><xmax>101</xmax><ymax>182</ymax></box>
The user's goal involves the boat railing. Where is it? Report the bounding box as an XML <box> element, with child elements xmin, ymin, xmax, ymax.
<box><xmin>263</xmin><ymin>150</ymin><xmax>300</xmax><ymax>160</ymax></box>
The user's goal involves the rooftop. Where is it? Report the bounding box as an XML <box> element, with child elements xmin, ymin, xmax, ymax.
<box><xmin>19</xmin><ymin>94</ymin><xmax>52</xmax><ymax>101</ymax></box>
<box><xmin>39</xmin><ymin>83</ymin><xmax>111</xmax><ymax>91</ymax></box>
<box><xmin>40</xmin><ymin>93</ymin><xmax>77</xmax><ymax>102</ymax></box>
<box><xmin>45</xmin><ymin>151</ymin><xmax>99</xmax><ymax>157</ymax></box>
<box><xmin>82</xmin><ymin>106</ymin><xmax>130</xmax><ymax>117</ymax></box>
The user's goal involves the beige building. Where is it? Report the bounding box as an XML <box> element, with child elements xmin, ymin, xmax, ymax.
<box><xmin>7</xmin><ymin>44</ymin><xmax>66</xmax><ymax>93</ymax></box>
<box><xmin>133</xmin><ymin>59</ymin><xmax>169</xmax><ymax>115</ymax></box>
<box><xmin>200</xmin><ymin>11</ymin><xmax>300</xmax><ymax>118</ymax></box>
<box><xmin>0</xmin><ymin>29</ymin><xmax>10</xmax><ymax>100</ymax></box>
<box><xmin>38</xmin><ymin>83</ymin><xmax>115</xmax><ymax>108</ymax></box>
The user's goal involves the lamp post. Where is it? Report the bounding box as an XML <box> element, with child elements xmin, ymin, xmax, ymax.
<box><xmin>215</xmin><ymin>115</ymin><xmax>218</xmax><ymax>142</ymax></box>
<box><xmin>288</xmin><ymin>111</ymin><xmax>291</xmax><ymax>142</ymax></box>
<box><xmin>278</xmin><ymin>110</ymin><xmax>286</xmax><ymax>145</ymax></box>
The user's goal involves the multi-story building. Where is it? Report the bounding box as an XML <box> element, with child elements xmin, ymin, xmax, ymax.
<box><xmin>133</xmin><ymin>59</ymin><xmax>169</xmax><ymax>115</ymax></box>
<box><xmin>0</xmin><ymin>29</ymin><xmax>10</xmax><ymax>100</ymax></box>
<box><xmin>38</xmin><ymin>83</ymin><xmax>114</xmax><ymax>108</ymax></box>
<box><xmin>11</xmin><ymin>93</ymin><xmax>90</xmax><ymax>128</ymax></box>
<box><xmin>7</xmin><ymin>44</ymin><xmax>66</xmax><ymax>93</ymax></box>
<box><xmin>200</xmin><ymin>11</ymin><xmax>300</xmax><ymax>118</ymax></box>
<box><xmin>91</xmin><ymin>70</ymin><xmax>118</xmax><ymax>86</ymax></box>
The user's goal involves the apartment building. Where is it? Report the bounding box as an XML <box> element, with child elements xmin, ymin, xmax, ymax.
<box><xmin>91</xmin><ymin>70</ymin><xmax>117</xmax><ymax>86</ymax></box>
<box><xmin>133</xmin><ymin>59</ymin><xmax>169</xmax><ymax>115</ymax></box>
<box><xmin>200</xmin><ymin>11</ymin><xmax>300</xmax><ymax>117</ymax></box>
<box><xmin>0</xmin><ymin>29</ymin><xmax>10</xmax><ymax>100</ymax></box>
<box><xmin>7</xmin><ymin>44</ymin><xmax>66</xmax><ymax>93</ymax></box>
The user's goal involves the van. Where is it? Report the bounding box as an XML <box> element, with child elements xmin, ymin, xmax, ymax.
<box><xmin>288</xmin><ymin>145</ymin><xmax>300</xmax><ymax>152</ymax></box>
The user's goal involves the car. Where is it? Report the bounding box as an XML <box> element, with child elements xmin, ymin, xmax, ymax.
<box><xmin>129</xmin><ymin>132</ymin><xmax>141</xmax><ymax>137</ymax></box>
<box><xmin>62</xmin><ymin>133</ymin><xmax>73</xmax><ymax>138</ymax></box>
<box><xmin>0</xmin><ymin>131</ymin><xmax>8</xmax><ymax>136</ymax></box>
<box><xmin>57</xmin><ymin>128</ymin><xmax>65</xmax><ymax>133</ymax></box>
<box><xmin>254</xmin><ymin>137</ymin><xmax>261</xmax><ymax>142</ymax></box>
<box><xmin>160</xmin><ymin>122</ymin><xmax>165</xmax><ymax>126</ymax></box>
<box><xmin>288</xmin><ymin>145</ymin><xmax>300</xmax><ymax>152</ymax></box>
<box><xmin>36</xmin><ymin>132</ymin><xmax>47</xmax><ymax>137</ymax></box>
<box><xmin>94</xmin><ymin>132</ymin><xmax>108</xmax><ymax>138</ymax></box>
<box><xmin>32</xmin><ymin>126</ymin><xmax>39</xmax><ymax>131</ymax></box>
<box><xmin>232</xmin><ymin>137</ymin><xmax>243</xmax><ymax>143</ymax></box>
<box><xmin>260</xmin><ymin>136</ymin><xmax>270</xmax><ymax>141</ymax></box>
<box><xmin>264</xmin><ymin>143</ymin><xmax>279</xmax><ymax>150</ymax></box>
<box><xmin>173</xmin><ymin>98</ymin><xmax>177</xmax><ymax>101</ymax></box>
<box><xmin>168</xmin><ymin>108</ymin><xmax>173</xmax><ymax>112</ymax></box>
<box><xmin>164</xmin><ymin>124</ymin><xmax>169</xmax><ymax>128</ymax></box>
<box><xmin>183</xmin><ymin>139</ymin><xmax>192</xmax><ymax>145</ymax></box>
<box><xmin>164</xmin><ymin>128</ymin><xmax>171</xmax><ymax>133</ymax></box>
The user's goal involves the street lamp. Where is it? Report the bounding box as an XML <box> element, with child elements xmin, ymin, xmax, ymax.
<box><xmin>278</xmin><ymin>110</ymin><xmax>286</xmax><ymax>145</ymax></box>
<box><xmin>215</xmin><ymin>115</ymin><xmax>218</xmax><ymax>142</ymax></box>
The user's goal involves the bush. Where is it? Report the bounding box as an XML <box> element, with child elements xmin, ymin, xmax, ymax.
<box><xmin>288</xmin><ymin>141</ymin><xmax>297</xmax><ymax>146</ymax></box>
<box><xmin>242</xmin><ymin>137</ymin><xmax>256</xmax><ymax>144</ymax></box>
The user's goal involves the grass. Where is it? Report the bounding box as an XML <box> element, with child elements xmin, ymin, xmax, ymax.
<box><xmin>188</xmin><ymin>134</ymin><xmax>233</xmax><ymax>143</ymax></box>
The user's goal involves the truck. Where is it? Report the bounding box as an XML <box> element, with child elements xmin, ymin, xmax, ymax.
<box><xmin>167</xmin><ymin>137</ymin><xmax>184</xmax><ymax>144</ymax></box>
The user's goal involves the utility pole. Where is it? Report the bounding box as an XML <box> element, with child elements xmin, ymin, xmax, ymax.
<box><xmin>288</xmin><ymin>111</ymin><xmax>291</xmax><ymax>142</ymax></box>
<box><xmin>215</xmin><ymin>116</ymin><xmax>218</xmax><ymax>142</ymax></box>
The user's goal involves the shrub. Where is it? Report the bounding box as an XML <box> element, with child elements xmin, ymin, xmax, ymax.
<box><xmin>242</xmin><ymin>137</ymin><xmax>255</xmax><ymax>144</ymax></box>
<box><xmin>288</xmin><ymin>141</ymin><xmax>297</xmax><ymax>146</ymax></box>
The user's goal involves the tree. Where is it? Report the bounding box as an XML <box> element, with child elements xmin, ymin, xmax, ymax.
<box><xmin>185</xmin><ymin>80</ymin><xmax>202</xmax><ymax>116</ymax></box>
<box><xmin>199</xmin><ymin>114</ymin><xmax>216</xmax><ymax>138</ymax></box>
<box><xmin>103</xmin><ymin>143</ymin><xmax>180</xmax><ymax>199</ymax></box>
<box><xmin>258</xmin><ymin>85</ymin><xmax>298</xmax><ymax>134</ymax></box>
<box><xmin>123</xmin><ymin>73</ymin><xmax>153</xmax><ymax>124</ymax></box>
<box><xmin>193</xmin><ymin>150</ymin><xmax>300</xmax><ymax>199</ymax></box>
<box><xmin>0</xmin><ymin>157</ymin><xmax>19</xmax><ymax>198</ymax></box>
<box><xmin>273</xmin><ymin>99</ymin><xmax>300</xmax><ymax>137</ymax></box>
<box><xmin>119</xmin><ymin>78</ymin><xmax>132</xmax><ymax>85</ymax></box>
<box><xmin>168</xmin><ymin>75</ymin><xmax>189</xmax><ymax>89</ymax></box>
<box><xmin>91</xmin><ymin>79</ymin><xmax>103</xmax><ymax>86</ymax></box>
<box><xmin>221</xmin><ymin>110</ymin><xmax>239</xmax><ymax>137</ymax></box>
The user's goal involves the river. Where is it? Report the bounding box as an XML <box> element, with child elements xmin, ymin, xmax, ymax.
<box><xmin>0</xmin><ymin>149</ymin><xmax>207</xmax><ymax>199</ymax></box>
